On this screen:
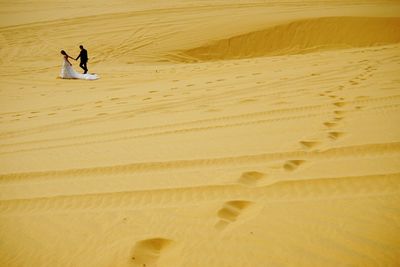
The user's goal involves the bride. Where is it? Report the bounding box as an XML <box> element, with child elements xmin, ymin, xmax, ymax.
<box><xmin>60</xmin><ymin>50</ymin><xmax>99</xmax><ymax>80</ymax></box>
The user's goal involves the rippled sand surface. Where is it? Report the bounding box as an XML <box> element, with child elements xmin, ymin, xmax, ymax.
<box><xmin>1</xmin><ymin>1</ymin><xmax>400</xmax><ymax>266</ymax></box>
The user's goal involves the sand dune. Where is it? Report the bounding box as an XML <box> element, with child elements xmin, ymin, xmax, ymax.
<box><xmin>178</xmin><ymin>17</ymin><xmax>400</xmax><ymax>61</ymax></box>
<box><xmin>1</xmin><ymin>1</ymin><xmax>400</xmax><ymax>267</ymax></box>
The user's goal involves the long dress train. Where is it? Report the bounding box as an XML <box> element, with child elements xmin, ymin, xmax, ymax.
<box><xmin>60</xmin><ymin>57</ymin><xmax>99</xmax><ymax>80</ymax></box>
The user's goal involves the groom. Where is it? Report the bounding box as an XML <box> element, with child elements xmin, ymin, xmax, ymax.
<box><xmin>75</xmin><ymin>45</ymin><xmax>88</xmax><ymax>74</ymax></box>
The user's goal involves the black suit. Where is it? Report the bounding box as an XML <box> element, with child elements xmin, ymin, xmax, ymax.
<box><xmin>76</xmin><ymin>48</ymin><xmax>88</xmax><ymax>74</ymax></box>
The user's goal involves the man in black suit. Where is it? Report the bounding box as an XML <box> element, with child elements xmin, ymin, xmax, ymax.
<box><xmin>76</xmin><ymin>45</ymin><xmax>88</xmax><ymax>74</ymax></box>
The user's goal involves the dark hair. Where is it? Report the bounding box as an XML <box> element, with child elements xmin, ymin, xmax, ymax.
<box><xmin>79</xmin><ymin>45</ymin><xmax>83</xmax><ymax>49</ymax></box>
<box><xmin>60</xmin><ymin>50</ymin><xmax>67</xmax><ymax>55</ymax></box>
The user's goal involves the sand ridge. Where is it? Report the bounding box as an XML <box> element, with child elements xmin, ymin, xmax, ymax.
<box><xmin>1</xmin><ymin>1</ymin><xmax>400</xmax><ymax>266</ymax></box>
<box><xmin>177</xmin><ymin>16</ymin><xmax>400</xmax><ymax>61</ymax></box>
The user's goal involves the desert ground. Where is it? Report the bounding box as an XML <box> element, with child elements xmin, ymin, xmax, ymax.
<box><xmin>1</xmin><ymin>1</ymin><xmax>400</xmax><ymax>266</ymax></box>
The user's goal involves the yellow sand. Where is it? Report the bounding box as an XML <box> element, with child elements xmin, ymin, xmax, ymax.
<box><xmin>1</xmin><ymin>1</ymin><xmax>400</xmax><ymax>266</ymax></box>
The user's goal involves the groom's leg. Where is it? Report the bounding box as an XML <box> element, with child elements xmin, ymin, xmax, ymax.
<box><xmin>79</xmin><ymin>62</ymin><xmax>88</xmax><ymax>74</ymax></box>
<box><xmin>79</xmin><ymin>62</ymin><xmax>85</xmax><ymax>72</ymax></box>
<box><xmin>83</xmin><ymin>62</ymin><xmax>88</xmax><ymax>74</ymax></box>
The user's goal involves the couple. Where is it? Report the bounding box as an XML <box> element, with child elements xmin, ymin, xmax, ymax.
<box><xmin>60</xmin><ymin>45</ymin><xmax>99</xmax><ymax>80</ymax></box>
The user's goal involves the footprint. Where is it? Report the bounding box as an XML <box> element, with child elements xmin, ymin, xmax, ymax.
<box><xmin>274</xmin><ymin>101</ymin><xmax>288</xmax><ymax>105</ymax></box>
<box><xmin>349</xmin><ymin>80</ymin><xmax>359</xmax><ymax>85</ymax></box>
<box><xmin>283</xmin><ymin>160</ymin><xmax>305</xmax><ymax>171</ymax></box>
<box><xmin>239</xmin><ymin>98</ymin><xmax>257</xmax><ymax>104</ymax></box>
<box><xmin>299</xmin><ymin>140</ymin><xmax>320</xmax><ymax>149</ymax></box>
<box><xmin>143</xmin><ymin>98</ymin><xmax>152</xmax><ymax>101</ymax></box>
<box><xmin>323</xmin><ymin>122</ymin><xmax>337</xmax><ymax>128</ymax></box>
<box><xmin>215</xmin><ymin>200</ymin><xmax>253</xmax><ymax>230</ymax></box>
<box><xmin>333</xmin><ymin>102</ymin><xmax>347</xmax><ymax>107</ymax></box>
<box><xmin>131</xmin><ymin>238</ymin><xmax>175</xmax><ymax>267</ymax></box>
<box><xmin>333</xmin><ymin>117</ymin><xmax>344</xmax><ymax>121</ymax></box>
<box><xmin>207</xmin><ymin>108</ymin><xmax>221</xmax><ymax>112</ymax></box>
<box><xmin>334</xmin><ymin>110</ymin><xmax>345</xmax><ymax>115</ymax></box>
<box><xmin>328</xmin><ymin>131</ymin><xmax>345</xmax><ymax>140</ymax></box>
<box><xmin>238</xmin><ymin>171</ymin><xmax>265</xmax><ymax>186</ymax></box>
<box><xmin>186</xmin><ymin>84</ymin><xmax>194</xmax><ymax>87</ymax></box>
<box><xmin>149</xmin><ymin>91</ymin><xmax>158</xmax><ymax>93</ymax></box>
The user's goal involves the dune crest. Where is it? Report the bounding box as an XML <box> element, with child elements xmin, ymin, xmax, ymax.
<box><xmin>176</xmin><ymin>17</ymin><xmax>400</xmax><ymax>62</ymax></box>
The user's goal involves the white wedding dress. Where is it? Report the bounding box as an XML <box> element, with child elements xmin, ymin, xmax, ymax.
<box><xmin>60</xmin><ymin>57</ymin><xmax>99</xmax><ymax>80</ymax></box>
